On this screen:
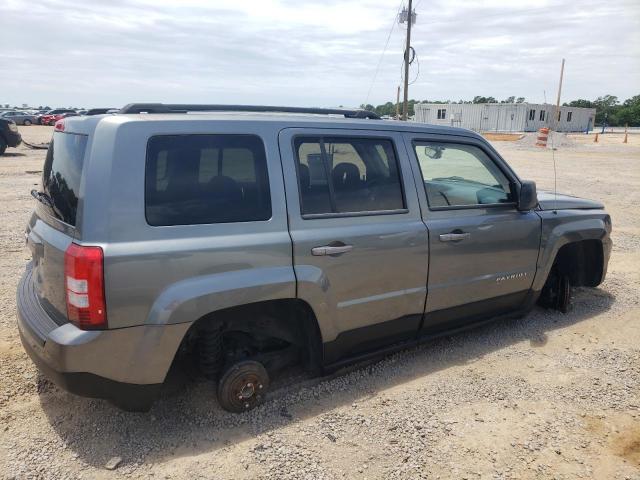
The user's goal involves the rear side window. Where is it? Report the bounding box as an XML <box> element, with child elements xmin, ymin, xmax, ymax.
<box><xmin>145</xmin><ymin>134</ymin><xmax>271</xmax><ymax>226</ymax></box>
<box><xmin>42</xmin><ymin>132</ymin><xmax>88</xmax><ymax>226</ymax></box>
<box><xmin>294</xmin><ymin>136</ymin><xmax>405</xmax><ymax>216</ymax></box>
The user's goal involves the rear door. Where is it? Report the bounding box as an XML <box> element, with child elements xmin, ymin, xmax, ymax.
<box><xmin>26</xmin><ymin>131</ymin><xmax>88</xmax><ymax>324</ymax></box>
<box><xmin>279</xmin><ymin>128</ymin><xmax>429</xmax><ymax>364</ymax></box>
<box><xmin>403</xmin><ymin>133</ymin><xmax>541</xmax><ymax>333</ymax></box>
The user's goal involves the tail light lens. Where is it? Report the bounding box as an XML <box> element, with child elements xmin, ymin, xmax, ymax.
<box><xmin>64</xmin><ymin>243</ymin><xmax>107</xmax><ymax>329</ymax></box>
<box><xmin>54</xmin><ymin>120</ymin><xmax>65</xmax><ymax>131</ymax></box>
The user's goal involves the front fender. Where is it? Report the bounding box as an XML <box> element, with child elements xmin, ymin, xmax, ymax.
<box><xmin>533</xmin><ymin>210</ymin><xmax>612</xmax><ymax>291</ymax></box>
<box><xmin>145</xmin><ymin>266</ymin><xmax>296</xmax><ymax>326</ymax></box>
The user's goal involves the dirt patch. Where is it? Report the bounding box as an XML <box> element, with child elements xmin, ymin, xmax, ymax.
<box><xmin>614</xmin><ymin>425</ymin><xmax>640</xmax><ymax>467</ymax></box>
<box><xmin>482</xmin><ymin>133</ymin><xmax>524</xmax><ymax>141</ymax></box>
<box><xmin>515</xmin><ymin>130</ymin><xmax>577</xmax><ymax>149</ymax></box>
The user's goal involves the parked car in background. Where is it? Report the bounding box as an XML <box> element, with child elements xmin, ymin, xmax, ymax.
<box><xmin>39</xmin><ymin>109</ymin><xmax>77</xmax><ymax>126</ymax></box>
<box><xmin>0</xmin><ymin>118</ymin><xmax>22</xmax><ymax>155</ymax></box>
<box><xmin>1</xmin><ymin>111</ymin><xmax>39</xmax><ymax>126</ymax></box>
<box><xmin>85</xmin><ymin>108</ymin><xmax>117</xmax><ymax>116</ymax></box>
<box><xmin>60</xmin><ymin>112</ymin><xmax>80</xmax><ymax>120</ymax></box>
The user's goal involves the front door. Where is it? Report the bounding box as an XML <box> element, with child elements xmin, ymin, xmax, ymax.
<box><xmin>404</xmin><ymin>134</ymin><xmax>541</xmax><ymax>333</ymax></box>
<box><xmin>279</xmin><ymin>128</ymin><xmax>429</xmax><ymax>364</ymax></box>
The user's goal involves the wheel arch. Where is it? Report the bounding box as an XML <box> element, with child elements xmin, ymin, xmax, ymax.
<box><xmin>553</xmin><ymin>239</ymin><xmax>604</xmax><ymax>287</ymax></box>
<box><xmin>533</xmin><ymin>212</ymin><xmax>611</xmax><ymax>292</ymax></box>
<box><xmin>187</xmin><ymin>298</ymin><xmax>324</xmax><ymax>369</ymax></box>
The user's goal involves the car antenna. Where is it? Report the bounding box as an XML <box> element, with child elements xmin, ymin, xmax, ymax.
<box><xmin>551</xmin><ymin>133</ymin><xmax>558</xmax><ymax>214</ymax></box>
<box><xmin>550</xmin><ymin>58</ymin><xmax>565</xmax><ymax>214</ymax></box>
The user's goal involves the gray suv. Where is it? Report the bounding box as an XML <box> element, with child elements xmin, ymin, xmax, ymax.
<box><xmin>17</xmin><ymin>104</ymin><xmax>611</xmax><ymax>412</ymax></box>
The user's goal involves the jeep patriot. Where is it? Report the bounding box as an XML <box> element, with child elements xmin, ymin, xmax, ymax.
<box><xmin>17</xmin><ymin>104</ymin><xmax>611</xmax><ymax>412</ymax></box>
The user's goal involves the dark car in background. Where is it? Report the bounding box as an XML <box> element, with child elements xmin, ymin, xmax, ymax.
<box><xmin>85</xmin><ymin>108</ymin><xmax>117</xmax><ymax>116</ymax></box>
<box><xmin>0</xmin><ymin>119</ymin><xmax>22</xmax><ymax>155</ymax></box>
<box><xmin>1</xmin><ymin>111</ymin><xmax>39</xmax><ymax>126</ymax></box>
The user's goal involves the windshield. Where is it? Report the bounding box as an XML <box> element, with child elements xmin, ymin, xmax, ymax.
<box><xmin>41</xmin><ymin>132</ymin><xmax>88</xmax><ymax>226</ymax></box>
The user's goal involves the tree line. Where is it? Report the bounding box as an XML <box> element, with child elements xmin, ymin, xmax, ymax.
<box><xmin>361</xmin><ymin>94</ymin><xmax>640</xmax><ymax>126</ymax></box>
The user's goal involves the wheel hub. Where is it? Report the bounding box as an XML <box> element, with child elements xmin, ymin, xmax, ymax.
<box><xmin>218</xmin><ymin>360</ymin><xmax>270</xmax><ymax>413</ymax></box>
<box><xmin>238</xmin><ymin>382</ymin><xmax>256</xmax><ymax>400</ymax></box>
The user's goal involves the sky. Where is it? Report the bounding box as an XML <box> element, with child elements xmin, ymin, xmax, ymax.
<box><xmin>1</xmin><ymin>0</ymin><xmax>639</xmax><ymax>109</ymax></box>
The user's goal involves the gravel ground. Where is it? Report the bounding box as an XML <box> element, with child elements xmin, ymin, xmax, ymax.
<box><xmin>1</xmin><ymin>126</ymin><xmax>639</xmax><ymax>479</ymax></box>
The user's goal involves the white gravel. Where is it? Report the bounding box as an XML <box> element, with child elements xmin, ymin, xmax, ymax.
<box><xmin>1</xmin><ymin>126</ymin><xmax>639</xmax><ymax>479</ymax></box>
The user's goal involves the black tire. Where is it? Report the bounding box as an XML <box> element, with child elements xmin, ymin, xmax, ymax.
<box><xmin>217</xmin><ymin>360</ymin><xmax>269</xmax><ymax>413</ymax></box>
<box><xmin>198</xmin><ymin>325</ymin><xmax>223</xmax><ymax>380</ymax></box>
<box><xmin>23</xmin><ymin>119</ymin><xmax>32</xmax><ymax>126</ymax></box>
<box><xmin>0</xmin><ymin>138</ymin><xmax>7</xmax><ymax>156</ymax></box>
<box><xmin>539</xmin><ymin>267</ymin><xmax>571</xmax><ymax>313</ymax></box>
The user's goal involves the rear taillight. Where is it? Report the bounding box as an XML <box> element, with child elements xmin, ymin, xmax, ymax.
<box><xmin>64</xmin><ymin>243</ymin><xmax>107</xmax><ymax>329</ymax></box>
<box><xmin>54</xmin><ymin>120</ymin><xmax>65</xmax><ymax>131</ymax></box>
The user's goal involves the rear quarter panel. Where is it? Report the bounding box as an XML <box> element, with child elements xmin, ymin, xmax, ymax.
<box><xmin>78</xmin><ymin>118</ymin><xmax>295</xmax><ymax>329</ymax></box>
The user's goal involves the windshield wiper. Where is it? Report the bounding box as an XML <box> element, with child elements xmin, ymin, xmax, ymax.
<box><xmin>30</xmin><ymin>189</ymin><xmax>54</xmax><ymax>208</ymax></box>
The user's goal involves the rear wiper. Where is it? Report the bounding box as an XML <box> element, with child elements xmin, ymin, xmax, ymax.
<box><xmin>30</xmin><ymin>189</ymin><xmax>54</xmax><ymax>208</ymax></box>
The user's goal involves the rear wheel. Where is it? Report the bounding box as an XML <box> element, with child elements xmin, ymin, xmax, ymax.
<box><xmin>23</xmin><ymin>119</ymin><xmax>32</xmax><ymax>126</ymax></box>
<box><xmin>217</xmin><ymin>360</ymin><xmax>269</xmax><ymax>413</ymax></box>
<box><xmin>0</xmin><ymin>138</ymin><xmax>7</xmax><ymax>156</ymax></box>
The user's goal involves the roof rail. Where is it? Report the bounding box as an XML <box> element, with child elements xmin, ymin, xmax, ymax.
<box><xmin>118</xmin><ymin>103</ymin><xmax>380</xmax><ymax>119</ymax></box>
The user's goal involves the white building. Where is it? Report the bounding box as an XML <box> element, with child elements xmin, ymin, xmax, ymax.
<box><xmin>413</xmin><ymin>103</ymin><xmax>596</xmax><ymax>133</ymax></box>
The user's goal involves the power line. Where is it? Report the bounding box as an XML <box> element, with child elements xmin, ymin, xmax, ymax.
<box><xmin>364</xmin><ymin>0</ymin><xmax>405</xmax><ymax>106</ymax></box>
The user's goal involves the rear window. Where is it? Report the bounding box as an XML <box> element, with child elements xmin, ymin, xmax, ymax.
<box><xmin>42</xmin><ymin>132</ymin><xmax>88</xmax><ymax>226</ymax></box>
<box><xmin>145</xmin><ymin>134</ymin><xmax>271</xmax><ymax>226</ymax></box>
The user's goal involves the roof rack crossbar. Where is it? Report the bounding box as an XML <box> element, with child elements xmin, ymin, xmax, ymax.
<box><xmin>118</xmin><ymin>103</ymin><xmax>380</xmax><ymax>119</ymax></box>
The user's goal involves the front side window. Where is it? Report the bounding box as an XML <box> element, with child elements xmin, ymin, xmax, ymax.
<box><xmin>145</xmin><ymin>134</ymin><xmax>271</xmax><ymax>226</ymax></box>
<box><xmin>413</xmin><ymin>142</ymin><xmax>514</xmax><ymax>208</ymax></box>
<box><xmin>294</xmin><ymin>137</ymin><xmax>405</xmax><ymax>215</ymax></box>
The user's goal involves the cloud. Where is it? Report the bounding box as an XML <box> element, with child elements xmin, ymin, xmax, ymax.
<box><xmin>0</xmin><ymin>0</ymin><xmax>638</xmax><ymax>108</ymax></box>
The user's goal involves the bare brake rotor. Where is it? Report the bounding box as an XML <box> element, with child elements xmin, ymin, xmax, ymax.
<box><xmin>217</xmin><ymin>360</ymin><xmax>270</xmax><ymax>413</ymax></box>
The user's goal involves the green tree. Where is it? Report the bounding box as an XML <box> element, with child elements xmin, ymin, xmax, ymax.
<box><xmin>472</xmin><ymin>96</ymin><xmax>497</xmax><ymax>104</ymax></box>
<box><xmin>593</xmin><ymin>95</ymin><xmax>619</xmax><ymax>125</ymax></box>
<box><xmin>616</xmin><ymin>95</ymin><xmax>640</xmax><ymax>126</ymax></box>
<box><xmin>564</xmin><ymin>99</ymin><xmax>594</xmax><ymax>108</ymax></box>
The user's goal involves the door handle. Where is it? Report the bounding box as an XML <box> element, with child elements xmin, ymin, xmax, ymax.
<box><xmin>439</xmin><ymin>232</ymin><xmax>470</xmax><ymax>242</ymax></box>
<box><xmin>311</xmin><ymin>244</ymin><xmax>353</xmax><ymax>256</ymax></box>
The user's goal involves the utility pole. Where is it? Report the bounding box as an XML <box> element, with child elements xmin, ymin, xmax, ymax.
<box><xmin>395</xmin><ymin>85</ymin><xmax>401</xmax><ymax>120</ymax></box>
<box><xmin>554</xmin><ymin>58</ymin><xmax>565</xmax><ymax>131</ymax></box>
<box><xmin>402</xmin><ymin>0</ymin><xmax>413</xmax><ymax>121</ymax></box>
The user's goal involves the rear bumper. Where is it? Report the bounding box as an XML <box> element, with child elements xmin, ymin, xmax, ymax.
<box><xmin>16</xmin><ymin>266</ymin><xmax>190</xmax><ymax>410</ymax></box>
<box><xmin>19</xmin><ymin>330</ymin><xmax>161</xmax><ymax>411</ymax></box>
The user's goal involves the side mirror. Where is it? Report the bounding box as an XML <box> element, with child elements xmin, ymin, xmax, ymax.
<box><xmin>518</xmin><ymin>180</ymin><xmax>538</xmax><ymax>211</ymax></box>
